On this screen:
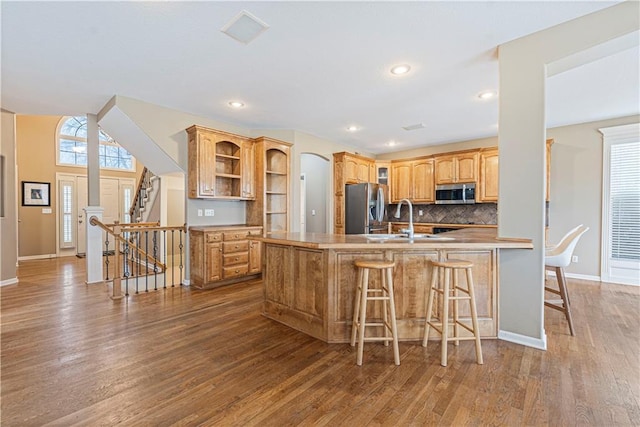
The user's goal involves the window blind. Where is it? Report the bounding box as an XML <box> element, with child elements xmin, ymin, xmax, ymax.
<box><xmin>609</xmin><ymin>141</ymin><xmax>640</xmax><ymax>261</ymax></box>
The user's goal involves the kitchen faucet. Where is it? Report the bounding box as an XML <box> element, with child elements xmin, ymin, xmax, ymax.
<box><xmin>394</xmin><ymin>199</ymin><xmax>414</xmax><ymax>239</ymax></box>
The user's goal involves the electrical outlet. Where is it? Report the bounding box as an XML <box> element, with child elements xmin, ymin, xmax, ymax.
<box><xmin>197</xmin><ymin>209</ymin><xmax>203</xmax><ymax>217</ymax></box>
<box><xmin>418</xmin><ymin>209</ymin><xmax>423</xmax><ymax>216</ymax></box>
<box><xmin>572</xmin><ymin>255</ymin><xmax>579</xmax><ymax>263</ymax></box>
<box><xmin>204</xmin><ymin>209</ymin><xmax>215</xmax><ymax>217</ymax></box>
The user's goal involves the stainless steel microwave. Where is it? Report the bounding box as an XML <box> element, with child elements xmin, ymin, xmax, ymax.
<box><xmin>435</xmin><ymin>183</ymin><xmax>476</xmax><ymax>204</ymax></box>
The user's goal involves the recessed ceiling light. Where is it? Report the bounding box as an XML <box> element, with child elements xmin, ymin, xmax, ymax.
<box><xmin>228</xmin><ymin>101</ymin><xmax>245</xmax><ymax>108</ymax></box>
<box><xmin>347</xmin><ymin>125</ymin><xmax>359</xmax><ymax>132</ymax></box>
<box><xmin>477</xmin><ymin>91</ymin><xmax>497</xmax><ymax>100</ymax></box>
<box><xmin>386</xmin><ymin>140</ymin><xmax>398</xmax><ymax>147</ymax></box>
<box><xmin>390</xmin><ymin>64</ymin><xmax>411</xmax><ymax>75</ymax></box>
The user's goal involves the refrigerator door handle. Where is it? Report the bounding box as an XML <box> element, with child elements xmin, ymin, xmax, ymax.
<box><xmin>377</xmin><ymin>187</ymin><xmax>385</xmax><ymax>222</ymax></box>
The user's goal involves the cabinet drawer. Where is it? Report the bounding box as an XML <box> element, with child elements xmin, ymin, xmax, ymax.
<box><xmin>223</xmin><ymin>240</ymin><xmax>249</xmax><ymax>253</ymax></box>
<box><xmin>223</xmin><ymin>251</ymin><xmax>248</xmax><ymax>266</ymax></box>
<box><xmin>223</xmin><ymin>265</ymin><xmax>249</xmax><ymax>279</ymax></box>
<box><xmin>206</xmin><ymin>232</ymin><xmax>222</xmax><ymax>243</ymax></box>
<box><xmin>224</xmin><ymin>231</ymin><xmax>250</xmax><ymax>241</ymax></box>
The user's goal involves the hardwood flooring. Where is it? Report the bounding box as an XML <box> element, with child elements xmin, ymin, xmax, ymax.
<box><xmin>1</xmin><ymin>257</ymin><xmax>639</xmax><ymax>426</ymax></box>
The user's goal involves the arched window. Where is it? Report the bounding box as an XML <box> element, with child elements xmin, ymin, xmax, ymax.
<box><xmin>57</xmin><ymin>116</ymin><xmax>135</xmax><ymax>171</ymax></box>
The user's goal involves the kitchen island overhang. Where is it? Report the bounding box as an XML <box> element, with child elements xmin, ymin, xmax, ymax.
<box><xmin>253</xmin><ymin>228</ymin><xmax>533</xmax><ymax>344</ymax></box>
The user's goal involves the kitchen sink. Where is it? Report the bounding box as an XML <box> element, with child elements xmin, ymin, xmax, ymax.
<box><xmin>361</xmin><ymin>233</ymin><xmax>454</xmax><ymax>241</ymax></box>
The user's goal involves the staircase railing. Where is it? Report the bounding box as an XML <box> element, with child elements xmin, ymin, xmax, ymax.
<box><xmin>129</xmin><ymin>167</ymin><xmax>156</xmax><ymax>222</ymax></box>
<box><xmin>89</xmin><ymin>216</ymin><xmax>186</xmax><ymax>300</ymax></box>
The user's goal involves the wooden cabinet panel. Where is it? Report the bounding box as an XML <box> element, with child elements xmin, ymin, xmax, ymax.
<box><xmin>456</xmin><ymin>152</ymin><xmax>479</xmax><ymax>183</ymax></box>
<box><xmin>248</xmin><ymin>240</ymin><xmax>262</xmax><ymax>274</ymax></box>
<box><xmin>391</xmin><ymin>159</ymin><xmax>434</xmax><ymax>203</ymax></box>
<box><xmin>206</xmin><ymin>241</ymin><xmax>222</xmax><ymax>282</ymax></box>
<box><xmin>189</xmin><ymin>226</ymin><xmax>262</xmax><ymax>289</ymax></box>
<box><xmin>186</xmin><ymin>125</ymin><xmax>254</xmax><ymax>200</ymax></box>
<box><xmin>434</xmin><ymin>156</ymin><xmax>455</xmax><ymax>185</ymax></box>
<box><xmin>479</xmin><ymin>148</ymin><xmax>499</xmax><ymax>202</ymax></box>
<box><xmin>434</xmin><ymin>152</ymin><xmax>478</xmax><ymax>184</ymax></box>
<box><xmin>391</xmin><ymin>162</ymin><xmax>412</xmax><ymax>202</ymax></box>
<box><xmin>241</xmin><ymin>140</ymin><xmax>256</xmax><ymax>199</ymax></box>
<box><xmin>412</xmin><ymin>159</ymin><xmax>434</xmax><ymax>203</ymax></box>
<box><xmin>344</xmin><ymin>157</ymin><xmax>359</xmax><ymax>183</ymax></box>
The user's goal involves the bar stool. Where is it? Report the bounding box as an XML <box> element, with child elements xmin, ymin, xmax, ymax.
<box><xmin>350</xmin><ymin>259</ymin><xmax>400</xmax><ymax>366</ymax></box>
<box><xmin>422</xmin><ymin>259</ymin><xmax>483</xmax><ymax>367</ymax></box>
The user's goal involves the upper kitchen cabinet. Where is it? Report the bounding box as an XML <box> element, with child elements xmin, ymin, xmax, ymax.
<box><xmin>390</xmin><ymin>158</ymin><xmax>434</xmax><ymax>203</ymax></box>
<box><xmin>478</xmin><ymin>148</ymin><xmax>499</xmax><ymax>202</ymax></box>
<box><xmin>434</xmin><ymin>151</ymin><xmax>479</xmax><ymax>185</ymax></box>
<box><xmin>247</xmin><ymin>137</ymin><xmax>292</xmax><ymax>234</ymax></box>
<box><xmin>337</xmin><ymin>152</ymin><xmax>375</xmax><ymax>184</ymax></box>
<box><xmin>186</xmin><ymin>125</ymin><xmax>255</xmax><ymax>200</ymax></box>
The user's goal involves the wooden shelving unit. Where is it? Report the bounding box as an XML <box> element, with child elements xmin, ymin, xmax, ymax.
<box><xmin>247</xmin><ymin>137</ymin><xmax>292</xmax><ymax>234</ymax></box>
<box><xmin>185</xmin><ymin>125</ymin><xmax>254</xmax><ymax>200</ymax></box>
<box><xmin>214</xmin><ymin>141</ymin><xmax>242</xmax><ymax>198</ymax></box>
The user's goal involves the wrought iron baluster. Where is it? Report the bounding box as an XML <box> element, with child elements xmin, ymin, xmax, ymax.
<box><xmin>104</xmin><ymin>234</ymin><xmax>110</xmax><ymax>281</ymax></box>
<box><xmin>179</xmin><ymin>228</ymin><xmax>184</xmax><ymax>286</ymax></box>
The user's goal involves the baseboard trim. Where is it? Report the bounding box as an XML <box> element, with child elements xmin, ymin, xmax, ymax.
<box><xmin>182</xmin><ymin>279</ymin><xmax>190</xmax><ymax>286</ymax></box>
<box><xmin>498</xmin><ymin>329</ymin><xmax>547</xmax><ymax>350</ymax></box>
<box><xmin>18</xmin><ymin>254</ymin><xmax>57</xmax><ymax>261</ymax></box>
<box><xmin>85</xmin><ymin>280</ymin><xmax>105</xmax><ymax>286</ymax></box>
<box><xmin>0</xmin><ymin>277</ymin><xmax>19</xmax><ymax>287</ymax></box>
<box><xmin>601</xmin><ymin>277</ymin><xmax>639</xmax><ymax>286</ymax></box>
<box><xmin>546</xmin><ymin>270</ymin><xmax>601</xmax><ymax>282</ymax></box>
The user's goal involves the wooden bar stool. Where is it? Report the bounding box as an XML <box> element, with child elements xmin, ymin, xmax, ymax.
<box><xmin>422</xmin><ymin>259</ymin><xmax>483</xmax><ymax>367</ymax></box>
<box><xmin>350</xmin><ymin>259</ymin><xmax>400</xmax><ymax>366</ymax></box>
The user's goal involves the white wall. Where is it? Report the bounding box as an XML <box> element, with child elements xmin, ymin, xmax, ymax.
<box><xmin>547</xmin><ymin>115</ymin><xmax>639</xmax><ymax>278</ymax></box>
<box><xmin>301</xmin><ymin>153</ymin><xmax>329</xmax><ymax>233</ymax></box>
<box><xmin>1</xmin><ymin>110</ymin><xmax>18</xmax><ymax>285</ymax></box>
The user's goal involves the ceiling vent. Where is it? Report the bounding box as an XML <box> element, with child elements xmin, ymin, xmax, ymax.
<box><xmin>402</xmin><ymin>123</ymin><xmax>426</xmax><ymax>131</ymax></box>
<box><xmin>221</xmin><ymin>10</ymin><xmax>269</xmax><ymax>44</ymax></box>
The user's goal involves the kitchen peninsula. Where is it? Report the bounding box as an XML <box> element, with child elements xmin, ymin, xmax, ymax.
<box><xmin>255</xmin><ymin>228</ymin><xmax>532</xmax><ymax>343</ymax></box>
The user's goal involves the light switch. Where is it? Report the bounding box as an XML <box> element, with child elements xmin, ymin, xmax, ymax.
<box><xmin>311</xmin><ymin>209</ymin><xmax>316</xmax><ymax>216</ymax></box>
<box><xmin>197</xmin><ymin>209</ymin><xmax>203</xmax><ymax>217</ymax></box>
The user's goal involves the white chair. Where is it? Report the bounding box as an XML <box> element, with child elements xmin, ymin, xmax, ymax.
<box><xmin>546</xmin><ymin>224</ymin><xmax>583</xmax><ymax>251</ymax></box>
<box><xmin>544</xmin><ymin>225</ymin><xmax>589</xmax><ymax>336</ymax></box>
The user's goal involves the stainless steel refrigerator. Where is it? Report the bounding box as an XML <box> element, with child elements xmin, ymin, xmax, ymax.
<box><xmin>345</xmin><ymin>183</ymin><xmax>389</xmax><ymax>234</ymax></box>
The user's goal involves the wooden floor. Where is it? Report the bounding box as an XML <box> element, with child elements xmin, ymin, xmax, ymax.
<box><xmin>2</xmin><ymin>257</ymin><xmax>639</xmax><ymax>426</ymax></box>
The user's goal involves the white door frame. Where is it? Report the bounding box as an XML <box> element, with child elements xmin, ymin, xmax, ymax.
<box><xmin>55</xmin><ymin>173</ymin><xmax>135</xmax><ymax>257</ymax></box>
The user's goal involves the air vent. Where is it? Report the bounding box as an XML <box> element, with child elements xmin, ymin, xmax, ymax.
<box><xmin>402</xmin><ymin>123</ymin><xmax>426</xmax><ymax>131</ymax></box>
<box><xmin>221</xmin><ymin>10</ymin><xmax>269</xmax><ymax>44</ymax></box>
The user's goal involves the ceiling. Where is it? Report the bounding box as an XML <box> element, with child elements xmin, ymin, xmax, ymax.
<box><xmin>2</xmin><ymin>1</ymin><xmax>638</xmax><ymax>154</ymax></box>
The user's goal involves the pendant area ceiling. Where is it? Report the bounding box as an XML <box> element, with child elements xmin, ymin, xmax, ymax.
<box><xmin>1</xmin><ymin>1</ymin><xmax>638</xmax><ymax>154</ymax></box>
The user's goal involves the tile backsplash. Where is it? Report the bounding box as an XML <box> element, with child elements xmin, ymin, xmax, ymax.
<box><xmin>390</xmin><ymin>203</ymin><xmax>497</xmax><ymax>225</ymax></box>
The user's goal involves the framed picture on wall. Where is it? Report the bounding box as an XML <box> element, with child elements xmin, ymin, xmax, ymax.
<box><xmin>22</xmin><ymin>181</ymin><xmax>50</xmax><ymax>206</ymax></box>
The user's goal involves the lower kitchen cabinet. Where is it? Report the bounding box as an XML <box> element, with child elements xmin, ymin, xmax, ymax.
<box><xmin>189</xmin><ymin>225</ymin><xmax>263</xmax><ymax>289</ymax></box>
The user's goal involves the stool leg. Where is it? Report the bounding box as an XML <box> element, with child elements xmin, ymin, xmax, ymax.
<box><xmin>441</xmin><ymin>267</ymin><xmax>450</xmax><ymax>367</ymax></box>
<box><xmin>386</xmin><ymin>267</ymin><xmax>400</xmax><ymax>366</ymax></box>
<box><xmin>453</xmin><ymin>268</ymin><xmax>460</xmax><ymax>346</ymax></box>
<box><xmin>465</xmin><ymin>268</ymin><xmax>483</xmax><ymax>365</ymax></box>
<box><xmin>556</xmin><ymin>267</ymin><xmax>575</xmax><ymax>336</ymax></box>
<box><xmin>356</xmin><ymin>268</ymin><xmax>369</xmax><ymax>366</ymax></box>
<box><xmin>350</xmin><ymin>267</ymin><xmax>363</xmax><ymax>347</ymax></box>
<box><xmin>422</xmin><ymin>265</ymin><xmax>438</xmax><ymax>348</ymax></box>
<box><xmin>381</xmin><ymin>269</ymin><xmax>389</xmax><ymax>347</ymax></box>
